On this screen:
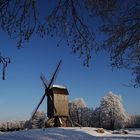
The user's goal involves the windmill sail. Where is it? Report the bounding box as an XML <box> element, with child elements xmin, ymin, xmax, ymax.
<box><xmin>47</xmin><ymin>60</ymin><xmax>62</xmax><ymax>88</ymax></box>
<box><xmin>31</xmin><ymin>93</ymin><xmax>46</xmax><ymax>119</ymax></box>
<box><xmin>30</xmin><ymin>60</ymin><xmax>62</xmax><ymax>120</ymax></box>
<box><xmin>40</xmin><ymin>73</ymin><xmax>48</xmax><ymax>88</ymax></box>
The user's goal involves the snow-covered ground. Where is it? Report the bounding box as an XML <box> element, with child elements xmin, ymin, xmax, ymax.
<box><xmin>0</xmin><ymin>127</ymin><xmax>140</xmax><ymax>140</ymax></box>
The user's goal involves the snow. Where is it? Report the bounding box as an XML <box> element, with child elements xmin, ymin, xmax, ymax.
<box><xmin>52</xmin><ymin>85</ymin><xmax>66</xmax><ymax>89</ymax></box>
<box><xmin>0</xmin><ymin>127</ymin><xmax>140</xmax><ymax>140</ymax></box>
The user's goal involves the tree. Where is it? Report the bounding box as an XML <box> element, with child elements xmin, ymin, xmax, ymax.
<box><xmin>0</xmin><ymin>0</ymin><xmax>140</xmax><ymax>87</ymax></box>
<box><xmin>0</xmin><ymin>0</ymin><xmax>38</xmax><ymax>80</ymax></box>
<box><xmin>100</xmin><ymin>0</ymin><xmax>140</xmax><ymax>87</ymax></box>
<box><xmin>127</xmin><ymin>115</ymin><xmax>140</xmax><ymax>128</ymax></box>
<box><xmin>70</xmin><ymin>98</ymin><xmax>87</xmax><ymax>108</ymax></box>
<box><xmin>69</xmin><ymin>98</ymin><xmax>87</xmax><ymax>125</ymax></box>
<box><xmin>80</xmin><ymin>107</ymin><xmax>93</xmax><ymax>127</ymax></box>
<box><xmin>96</xmin><ymin>91</ymin><xmax>128</xmax><ymax>130</ymax></box>
<box><xmin>91</xmin><ymin>107</ymin><xmax>102</xmax><ymax>128</ymax></box>
<box><xmin>0</xmin><ymin>0</ymin><xmax>116</xmax><ymax>65</ymax></box>
<box><xmin>69</xmin><ymin>98</ymin><xmax>93</xmax><ymax>127</ymax></box>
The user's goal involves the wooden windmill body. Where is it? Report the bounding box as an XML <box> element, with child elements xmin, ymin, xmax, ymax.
<box><xmin>47</xmin><ymin>85</ymin><xmax>69</xmax><ymax>118</ymax></box>
<box><xmin>46</xmin><ymin>85</ymin><xmax>69</xmax><ymax>127</ymax></box>
<box><xmin>31</xmin><ymin>61</ymin><xmax>70</xmax><ymax>127</ymax></box>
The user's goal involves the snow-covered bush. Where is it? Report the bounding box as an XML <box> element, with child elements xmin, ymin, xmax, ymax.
<box><xmin>19</xmin><ymin>121</ymin><xmax>26</xmax><ymax>130</ymax></box>
<box><xmin>97</xmin><ymin>91</ymin><xmax>128</xmax><ymax>130</ymax></box>
<box><xmin>0</xmin><ymin>111</ymin><xmax>46</xmax><ymax>131</ymax></box>
<box><xmin>0</xmin><ymin>122</ymin><xmax>7</xmax><ymax>131</ymax></box>
<box><xmin>24</xmin><ymin>111</ymin><xmax>46</xmax><ymax>129</ymax></box>
<box><xmin>0</xmin><ymin>121</ymin><xmax>23</xmax><ymax>131</ymax></box>
<box><xmin>9</xmin><ymin>121</ymin><xmax>22</xmax><ymax>131</ymax></box>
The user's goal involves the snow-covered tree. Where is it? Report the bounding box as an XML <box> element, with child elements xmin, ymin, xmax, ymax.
<box><xmin>133</xmin><ymin>115</ymin><xmax>140</xmax><ymax>128</ymax></box>
<box><xmin>80</xmin><ymin>107</ymin><xmax>93</xmax><ymax>127</ymax></box>
<box><xmin>69</xmin><ymin>98</ymin><xmax>86</xmax><ymax>108</ymax></box>
<box><xmin>91</xmin><ymin>107</ymin><xmax>102</xmax><ymax>128</ymax></box>
<box><xmin>69</xmin><ymin>98</ymin><xmax>86</xmax><ymax>124</ymax></box>
<box><xmin>69</xmin><ymin>98</ymin><xmax>92</xmax><ymax>126</ymax></box>
<box><xmin>98</xmin><ymin>91</ymin><xmax>128</xmax><ymax>130</ymax></box>
<box><xmin>127</xmin><ymin>115</ymin><xmax>140</xmax><ymax>128</ymax></box>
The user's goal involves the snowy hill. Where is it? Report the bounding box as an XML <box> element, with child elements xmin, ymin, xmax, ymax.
<box><xmin>0</xmin><ymin>127</ymin><xmax>140</xmax><ymax>140</ymax></box>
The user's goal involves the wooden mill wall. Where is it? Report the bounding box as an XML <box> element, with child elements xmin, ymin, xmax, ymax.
<box><xmin>53</xmin><ymin>93</ymin><xmax>69</xmax><ymax>116</ymax></box>
<box><xmin>47</xmin><ymin>87</ymin><xmax>69</xmax><ymax>118</ymax></box>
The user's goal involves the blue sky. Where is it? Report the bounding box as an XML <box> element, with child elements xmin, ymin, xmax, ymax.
<box><xmin>0</xmin><ymin>29</ymin><xmax>139</xmax><ymax>121</ymax></box>
<box><xmin>0</xmin><ymin>0</ymin><xmax>140</xmax><ymax>120</ymax></box>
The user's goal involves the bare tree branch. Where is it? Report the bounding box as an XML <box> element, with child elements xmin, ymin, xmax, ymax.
<box><xmin>0</xmin><ymin>52</ymin><xmax>10</xmax><ymax>80</ymax></box>
<box><xmin>0</xmin><ymin>0</ymin><xmax>139</xmax><ymax>87</ymax></box>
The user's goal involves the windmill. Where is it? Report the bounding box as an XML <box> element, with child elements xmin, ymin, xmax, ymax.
<box><xmin>30</xmin><ymin>60</ymin><xmax>69</xmax><ymax>127</ymax></box>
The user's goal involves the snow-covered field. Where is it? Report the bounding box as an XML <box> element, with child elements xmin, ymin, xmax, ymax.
<box><xmin>0</xmin><ymin>127</ymin><xmax>140</xmax><ymax>140</ymax></box>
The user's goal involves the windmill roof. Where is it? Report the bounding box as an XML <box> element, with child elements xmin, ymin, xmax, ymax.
<box><xmin>52</xmin><ymin>85</ymin><xmax>67</xmax><ymax>89</ymax></box>
<box><xmin>51</xmin><ymin>85</ymin><xmax>69</xmax><ymax>95</ymax></box>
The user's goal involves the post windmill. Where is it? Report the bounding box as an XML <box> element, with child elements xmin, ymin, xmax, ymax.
<box><xmin>30</xmin><ymin>60</ymin><xmax>69</xmax><ymax>127</ymax></box>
